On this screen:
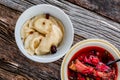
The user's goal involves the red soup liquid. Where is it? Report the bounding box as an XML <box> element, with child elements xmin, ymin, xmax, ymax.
<box><xmin>68</xmin><ymin>46</ymin><xmax>118</xmax><ymax>80</ymax></box>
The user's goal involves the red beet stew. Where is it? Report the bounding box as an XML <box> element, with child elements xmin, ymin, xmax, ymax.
<box><xmin>68</xmin><ymin>46</ymin><xmax>118</xmax><ymax>80</ymax></box>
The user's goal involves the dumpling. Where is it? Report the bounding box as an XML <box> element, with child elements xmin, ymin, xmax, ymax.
<box><xmin>21</xmin><ymin>20</ymin><xmax>35</xmax><ymax>42</ymax></box>
<box><xmin>35</xmin><ymin>25</ymin><xmax>63</xmax><ymax>55</ymax></box>
<box><xmin>29</xmin><ymin>15</ymin><xmax>52</xmax><ymax>35</ymax></box>
<box><xmin>49</xmin><ymin>15</ymin><xmax>64</xmax><ymax>35</ymax></box>
<box><xmin>21</xmin><ymin>14</ymin><xmax>64</xmax><ymax>55</ymax></box>
<box><xmin>29</xmin><ymin>16</ymin><xmax>41</xmax><ymax>28</ymax></box>
<box><xmin>34</xmin><ymin>18</ymin><xmax>53</xmax><ymax>34</ymax></box>
<box><xmin>24</xmin><ymin>32</ymin><xmax>43</xmax><ymax>55</ymax></box>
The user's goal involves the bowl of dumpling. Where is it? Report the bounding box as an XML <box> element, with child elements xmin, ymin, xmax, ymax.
<box><xmin>15</xmin><ymin>4</ymin><xmax>74</xmax><ymax>63</ymax></box>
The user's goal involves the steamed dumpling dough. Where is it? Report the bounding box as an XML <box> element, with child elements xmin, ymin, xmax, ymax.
<box><xmin>29</xmin><ymin>15</ymin><xmax>53</xmax><ymax>34</ymax></box>
<box><xmin>35</xmin><ymin>25</ymin><xmax>63</xmax><ymax>55</ymax></box>
<box><xmin>21</xmin><ymin>20</ymin><xmax>35</xmax><ymax>42</ymax></box>
<box><xmin>24</xmin><ymin>32</ymin><xmax>43</xmax><ymax>55</ymax></box>
<box><xmin>34</xmin><ymin>18</ymin><xmax>53</xmax><ymax>34</ymax></box>
<box><xmin>21</xmin><ymin>14</ymin><xmax>64</xmax><ymax>55</ymax></box>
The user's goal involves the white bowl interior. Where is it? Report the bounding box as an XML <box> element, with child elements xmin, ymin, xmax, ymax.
<box><xmin>15</xmin><ymin>4</ymin><xmax>74</xmax><ymax>63</ymax></box>
<box><xmin>61</xmin><ymin>39</ymin><xmax>120</xmax><ymax>80</ymax></box>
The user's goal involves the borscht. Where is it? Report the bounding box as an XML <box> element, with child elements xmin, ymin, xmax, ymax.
<box><xmin>68</xmin><ymin>46</ymin><xmax>118</xmax><ymax>80</ymax></box>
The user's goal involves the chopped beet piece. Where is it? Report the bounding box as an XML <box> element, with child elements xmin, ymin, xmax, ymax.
<box><xmin>91</xmin><ymin>50</ymin><xmax>97</xmax><ymax>55</ymax></box>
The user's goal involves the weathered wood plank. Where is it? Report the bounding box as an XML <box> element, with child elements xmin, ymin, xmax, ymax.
<box><xmin>67</xmin><ymin>0</ymin><xmax>120</xmax><ymax>23</ymax></box>
<box><xmin>0</xmin><ymin>0</ymin><xmax>120</xmax><ymax>80</ymax></box>
<box><xmin>0</xmin><ymin>67</ymin><xmax>30</xmax><ymax>80</ymax></box>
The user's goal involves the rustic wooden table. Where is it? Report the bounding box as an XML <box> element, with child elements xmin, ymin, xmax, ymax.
<box><xmin>0</xmin><ymin>0</ymin><xmax>120</xmax><ymax>80</ymax></box>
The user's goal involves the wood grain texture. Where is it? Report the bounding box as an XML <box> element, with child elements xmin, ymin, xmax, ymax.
<box><xmin>68</xmin><ymin>0</ymin><xmax>120</xmax><ymax>23</ymax></box>
<box><xmin>0</xmin><ymin>0</ymin><xmax>120</xmax><ymax>80</ymax></box>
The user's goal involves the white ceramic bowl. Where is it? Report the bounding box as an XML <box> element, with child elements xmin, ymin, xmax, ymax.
<box><xmin>15</xmin><ymin>4</ymin><xmax>74</xmax><ymax>63</ymax></box>
<box><xmin>61</xmin><ymin>39</ymin><xmax>120</xmax><ymax>80</ymax></box>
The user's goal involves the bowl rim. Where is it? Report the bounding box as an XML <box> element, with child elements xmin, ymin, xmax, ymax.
<box><xmin>61</xmin><ymin>39</ymin><xmax>120</xmax><ymax>80</ymax></box>
<box><xmin>15</xmin><ymin>4</ymin><xmax>74</xmax><ymax>63</ymax></box>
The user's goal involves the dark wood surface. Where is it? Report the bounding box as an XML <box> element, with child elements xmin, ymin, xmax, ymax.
<box><xmin>68</xmin><ymin>0</ymin><xmax>120</xmax><ymax>23</ymax></box>
<box><xmin>0</xmin><ymin>0</ymin><xmax>120</xmax><ymax>80</ymax></box>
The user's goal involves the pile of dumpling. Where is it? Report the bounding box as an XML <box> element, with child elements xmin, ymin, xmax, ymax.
<box><xmin>21</xmin><ymin>14</ymin><xmax>64</xmax><ymax>55</ymax></box>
